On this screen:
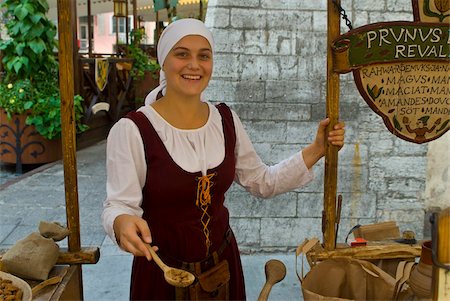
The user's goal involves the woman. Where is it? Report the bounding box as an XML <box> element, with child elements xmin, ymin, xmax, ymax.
<box><xmin>102</xmin><ymin>18</ymin><xmax>345</xmax><ymax>300</ymax></box>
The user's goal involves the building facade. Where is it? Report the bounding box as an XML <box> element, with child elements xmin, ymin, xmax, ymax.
<box><xmin>203</xmin><ymin>0</ymin><xmax>449</xmax><ymax>252</ymax></box>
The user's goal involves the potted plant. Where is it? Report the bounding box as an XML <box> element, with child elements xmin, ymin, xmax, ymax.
<box><xmin>0</xmin><ymin>0</ymin><xmax>87</xmax><ymax>171</ymax></box>
<box><xmin>126</xmin><ymin>28</ymin><xmax>160</xmax><ymax>104</ymax></box>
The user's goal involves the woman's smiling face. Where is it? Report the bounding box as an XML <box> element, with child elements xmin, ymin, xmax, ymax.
<box><xmin>163</xmin><ymin>35</ymin><xmax>213</xmax><ymax>98</ymax></box>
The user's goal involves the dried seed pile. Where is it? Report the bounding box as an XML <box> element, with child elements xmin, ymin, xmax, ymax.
<box><xmin>0</xmin><ymin>277</ymin><xmax>23</xmax><ymax>301</ymax></box>
<box><xmin>168</xmin><ymin>269</ymin><xmax>193</xmax><ymax>286</ymax></box>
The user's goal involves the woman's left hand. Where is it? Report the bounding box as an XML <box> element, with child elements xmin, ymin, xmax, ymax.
<box><xmin>324</xmin><ymin>118</ymin><xmax>345</xmax><ymax>149</ymax></box>
<box><xmin>302</xmin><ymin>118</ymin><xmax>345</xmax><ymax>169</ymax></box>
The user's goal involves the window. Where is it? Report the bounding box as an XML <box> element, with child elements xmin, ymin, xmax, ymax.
<box><xmin>112</xmin><ymin>17</ymin><xmax>132</xmax><ymax>34</ymax></box>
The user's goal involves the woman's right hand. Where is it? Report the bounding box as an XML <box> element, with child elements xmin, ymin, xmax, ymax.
<box><xmin>113</xmin><ymin>214</ymin><xmax>156</xmax><ymax>261</ymax></box>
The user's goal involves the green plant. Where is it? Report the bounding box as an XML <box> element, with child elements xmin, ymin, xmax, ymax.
<box><xmin>0</xmin><ymin>0</ymin><xmax>87</xmax><ymax>140</ymax></box>
<box><xmin>127</xmin><ymin>28</ymin><xmax>160</xmax><ymax>80</ymax></box>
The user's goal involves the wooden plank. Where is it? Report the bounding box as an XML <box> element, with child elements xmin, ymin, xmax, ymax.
<box><xmin>0</xmin><ymin>247</ymin><xmax>99</xmax><ymax>265</ymax></box>
<box><xmin>58</xmin><ymin>266</ymin><xmax>83</xmax><ymax>301</ymax></box>
<box><xmin>323</xmin><ymin>0</ymin><xmax>341</xmax><ymax>250</ymax></box>
<box><xmin>56</xmin><ymin>247</ymin><xmax>100</xmax><ymax>265</ymax></box>
<box><xmin>308</xmin><ymin>243</ymin><xmax>421</xmax><ymax>261</ymax></box>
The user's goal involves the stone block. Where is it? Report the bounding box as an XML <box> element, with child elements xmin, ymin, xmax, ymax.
<box><xmin>204</xmin><ymin>79</ymin><xmax>236</xmax><ymax>102</ymax></box>
<box><xmin>231</xmin><ymin>9</ymin><xmax>268</xmax><ymax>29</ymax></box>
<box><xmin>211</xmin><ymin>28</ymin><xmax>244</xmax><ymax>53</ymax></box>
<box><xmin>241</xmin><ymin>120</ymin><xmax>287</xmax><ymax>143</ymax></box>
<box><xmin>297</xmin><ymin>192</ymin><xmax>323</xmax><ymax>217</ymax></box>
<box><xmin>353</xmin><ymin>11</ymin><xmax>369</xmax><ymax>28</ymax></box>
<box><xmin>212</xmin><ymin>53</ymin><xmax>240</xmax><ymax>78</ymax></box>
<box><xmin>210</xmin><ymin>0</ymin><xmax>260</xmax><ymax>7</ymax></box>
<box><xmin>267</xmin><ymin>11</ymin><xmax>313</xmax><ymax>31</ymax></box>
<box><xmin>231</xmin><ymin>103</ymin><xmax>310</xmax><ymax>121</ymax></box>
<box><xmin>261</xmin><ymin>0</ymin><xmax>326</xmax><ymax>10</ymax></box>
<box><xmin>355</xmin><ymin>0</ymin><xmax>387</xmax><ymax>11</ymax></box>
<box><xmin>387</xmin><ymin>178</ymin><xmax>426</xmax><ymax>193</ymax></box>
<box><xmin>226</xmin><ymin>190</ymin><xmax>297</xmax><ymax>217</ymax></box>
<box><xmin>267</xmin><ymin>143</ymin><xmax>304</xmax><ymax>165</ymax></box>
<box><xmin>229</xmin><ymin>217</ymin><xmax>260</xmax><ymax>246</ymax></box>
<box><xmin>394</xmin><ymin>140</ymin><xmax>428</xmax><ymax>156</ymax></box>
<box><xmin>205</xmin><ymin>7</ymin><xmax>230</xmax><ymax>28</ymax></box>
<box><xmin>239</xmin><ymin>55</ymin><xmax>269</xmax><ymax>80</ymax></box>
<box><xmin>286</xmin><ymin>121</ymin><xmax>322</xmax><ymax>143</ymax></box>
<box><xmin>313</xmin><ymin>11</ymin><xmax>327</xmax><ymax>32</ymax></box>
<box><xmin>260</xmin><ymin>217</ymin><xmax>322</xmax><ymax>247</ymax></box>
<box><xmin>265</xmin><ymin>80</ymin><xmax>320</xmax><ymax>104</ymax></box>
<box><xmin>369</xmin><ymin>11</ymin><xmax>413</xmax><ymax>22</ymax></box>
<box><xmin>370</xmin><ymin>156</ymin><xmax>427</xmax><ymax>179</ymax></box>
<box><xmin>266</xmin><ymin>56</ymin><xmax>299</xmax><ymax>80</ymax></box>
<box><xmin>234</xmin><ymin>80</ymin><xmax>265</xmax><ymax>102</ymax></box>
<box><xmin>386</xmin><ymin>0</ymin><xmax>414</xmax><ymax>12</ymax></box>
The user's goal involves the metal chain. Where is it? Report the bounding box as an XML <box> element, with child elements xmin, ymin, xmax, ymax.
<box><xmin>332</xmin><ymin>0</ymin><xmax>353</xmax><ymax>30</ymax></box>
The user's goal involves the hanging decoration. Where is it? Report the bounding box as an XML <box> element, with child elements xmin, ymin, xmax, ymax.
<box><xmin>332</xmin><ymin>0</ymin><xmax>449</xmax><ymax>144</ymax></box>
<box><xmin>113</xmin><ymin>0</ymin><xmax>127</xmax><ymax>17</ymax></box>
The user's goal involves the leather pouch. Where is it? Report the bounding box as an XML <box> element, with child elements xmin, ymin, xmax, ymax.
<box><xmin>189</xmin><ymin>259</ymin><xmax>230</xmax><ymax>300</ymax></box>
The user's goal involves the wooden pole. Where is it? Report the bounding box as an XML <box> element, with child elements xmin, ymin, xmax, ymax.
<box><xmin>87</xmin><ymin>0</ymin><xmax>92</xmax><ymax>56</ymax></box>
<box><xmin>323</xmin><ymin>0</ymin><xmax>341</xmax><ymax>251</ymax></box>
<box><xmin>125</xmin><ymin>0</ymin><xmax>129</xmax><ymax>45</ymax></box>
<box><xmin>56</xmin><ymin>0</ymin><xmax>84</xmax><ymax>298</ymax></box>
<box><xmin>432</xmin><ymin>207</ymin><xmax>450</xmax><ymax>300</ymax></box>
<box><xmin>133</xmin><ymin>0</ymin><xmax>138</xmax><ymax>34</ymax></box>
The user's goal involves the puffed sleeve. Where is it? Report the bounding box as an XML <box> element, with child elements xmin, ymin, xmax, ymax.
<box><xmin>232</xmin><ymin>110</ymin><xmax>314</xmax><ymax>198</ymax></box>
<box><xmin>101</xmin><ymin>118</ymin><xmax>147</xmax><ymax>244</ymax></box>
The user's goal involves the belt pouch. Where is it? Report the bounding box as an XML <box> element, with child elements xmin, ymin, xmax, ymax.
<box><xmin>176</xmin><ymin>252</ymin><xmax>230</xmax><ymax>300</ymax></box>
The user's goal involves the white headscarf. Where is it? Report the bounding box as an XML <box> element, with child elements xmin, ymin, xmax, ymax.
<box><xmin>144</xmin><ymin>19</ymin><xmax>214</xmax><ymax>105</ymax></box>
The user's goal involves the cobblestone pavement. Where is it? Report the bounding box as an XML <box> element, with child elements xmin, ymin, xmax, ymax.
<box><xmin>0</xmin><ymin>141</ymin><xmax>303</xmax><ymax>301</ymax></box>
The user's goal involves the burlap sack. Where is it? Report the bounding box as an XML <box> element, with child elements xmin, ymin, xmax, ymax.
<box><xmin>38</xmin><ymin>221</ymin><xmax>70</xmax><ymax>242</ymax></box>
<box><xmin>2</xmin><ymin>232</ymin><xmax>59</xmax><ymax>281</ymax></box>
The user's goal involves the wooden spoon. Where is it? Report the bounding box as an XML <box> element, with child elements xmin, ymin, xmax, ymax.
<box><xmin>257</xmin><ymin>259</ymin><xmax>287</xmax><ymax>301</ymax></box>
<box><xmin>145</xmin><ymin>244</ymin><xmax>195</xmax><ymax>287</ymax></box>
<box><xmin>32</xmin><ymin>276</ymin><xmax>63</xmax><ymax>296</ymax></box>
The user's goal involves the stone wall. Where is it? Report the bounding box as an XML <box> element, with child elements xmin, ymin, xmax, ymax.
<box><xmin>203</xmin><ymin>0</ymin><xmax>448</xmax><ymax>252</ymax></box>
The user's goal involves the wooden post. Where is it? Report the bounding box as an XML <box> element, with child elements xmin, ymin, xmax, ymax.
<box><xmin>133</xmin><ymin>0</ymin><xmax>138</xmax><ymax>35</ymax></box>
<box><xmin>323</xmin><ymin>0</ymin><xmax>341</xmax><ymax>251</ymax></box>
<box><xmin>87</xmin><ymin>0</ymin><xmax>92</xmax><ymax>56</ymax></box>
<box><xmin>125</xmin><ymin>0</ymin><xmax>129</xmax><ymax>45</ymax></box>
<box><xmin>433</xmin><ymin>207</ymin><xmax>450</xmax><ymax>300</ymax></box>
<box><xmin>56</xmin><ymin>0</ymin><xmax>83</xmax><ymax>299</ymax></box>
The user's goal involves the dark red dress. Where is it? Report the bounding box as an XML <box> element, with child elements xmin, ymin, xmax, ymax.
<box><xmin>125</xmin><ymin>103</ymin><xmax>246</xmax><ymax>300</ymax></box>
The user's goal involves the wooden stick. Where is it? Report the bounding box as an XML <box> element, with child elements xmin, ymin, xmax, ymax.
<box><xmin>57</xmin><ymin>0</ymin><xmax>81</xmax><ymax>255</ymax></box>
<box><xmin>56</xmin><ymin>2</ymin><xmax>84</xmax><ymax>299</ymax></box>
<box><xmin>323</xmin><ymin>0</ymin><xmax>341</xmax><ymax>250</ymax></box>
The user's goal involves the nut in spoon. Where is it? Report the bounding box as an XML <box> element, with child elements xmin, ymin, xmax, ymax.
<box><xmin>145</xmin><ymin>244</ymin><xmax>195</xmax><ymax>287</ymax></box>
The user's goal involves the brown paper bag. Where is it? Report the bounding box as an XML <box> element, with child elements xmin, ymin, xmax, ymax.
<box><xmin>296</xmin><ymin>239</ymin><xmax>414</xmax><ymax>301</ymax></box>
<box><xmin>300</xmin><ymin>257</ymin><xmax>398</xmax><ymax>300</ymax></box>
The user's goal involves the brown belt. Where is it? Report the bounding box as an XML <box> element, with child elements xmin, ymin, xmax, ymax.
<box><xmin>161</xmin><ymin>227</ymin><xmax>233</xmax><ymax>273</ymax></box>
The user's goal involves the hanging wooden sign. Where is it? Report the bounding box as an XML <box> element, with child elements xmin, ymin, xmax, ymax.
<box><xmin>332</xmin><ymin>0</ymin><xmax>449</xmax><ymax>144</ymax></box>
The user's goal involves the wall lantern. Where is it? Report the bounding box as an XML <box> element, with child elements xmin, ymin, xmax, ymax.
<box><xmin>113</xmin><ymin>0</ymin><xmax>127</xmax><ymax>17</ymax></box>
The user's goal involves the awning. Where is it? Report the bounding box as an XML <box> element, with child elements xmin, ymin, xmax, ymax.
<box><xmin>47</xmin><ymin>0</ymin><xmax>207</xmax><ymax>22</ymax></box>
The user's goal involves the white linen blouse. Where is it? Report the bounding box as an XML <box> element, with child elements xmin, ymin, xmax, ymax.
<box><xmin>102</xmin><ymin>102</ymin><xmax>314</xmax><ymax>243</ymax></box>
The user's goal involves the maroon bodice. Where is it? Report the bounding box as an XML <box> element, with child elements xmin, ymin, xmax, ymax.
<box><xmin>125</xmin><ymin>103</ymin><xmax>245</xmax><ymax>300</ymax></box>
